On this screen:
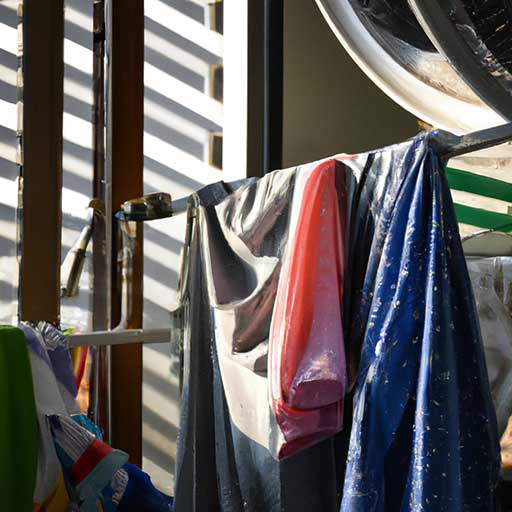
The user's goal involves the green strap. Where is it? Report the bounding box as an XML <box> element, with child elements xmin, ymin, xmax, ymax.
<box><xmin>0</xmin><ymin>326</ymin><xmax>38</xmax><ymax>512</ymax></box>
<box><xmin>444</xmin><ymin>166</ymin><xmax>512</xmax><ymax>231</ymax></box>
<box><xmin>453</xmin><ymin>204</ymin><xmax>512</xmax><ymax>232</ymax></box>
<box><xmin>445</xmin><ymin>166</ymin><xmax>512</xmax><ymax>203</ymax></box>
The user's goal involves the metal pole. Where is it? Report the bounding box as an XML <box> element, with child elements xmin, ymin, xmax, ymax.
<box><xmin>90</xmin><ymin>0</ymin><xmax>112</xmax><ymax>440</ymax></box>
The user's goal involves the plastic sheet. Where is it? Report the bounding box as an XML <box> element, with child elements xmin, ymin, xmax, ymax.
<box><xmin>340</xmin><ymin>135</ymin><xmax>500</xmax><ymax>511</ymax></box>
<box><xmin>467</xmin><ymin>256</ymin><xmax>512</xmax><ymax>437</ymax></box>
<box><xmin>269</xmin><ymin>160</ymin><xmax>346</xmax><ymax>458</ymax></box>
<box><xmin>174</xmin><ymin>178</ymin><xmax>342</xmax><ymax>511</ymax></box>
<box><xmin>173</xmin><ymin>133</ymin><xmax>500</xmax><ymax>511</ymax></box>
<box><xmin>353</xmin><ymin>0</ymin><xmax>434</xmax><ymax>51</ymax></box>
<box><xmin>20</xmin><ymin>323</ymin><xmax>72</xmax><ymax>505</ymax></box>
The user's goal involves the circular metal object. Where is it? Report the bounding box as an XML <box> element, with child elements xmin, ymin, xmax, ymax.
<box><xmin>315</xmin><ymin>0</ymin><xmax>505</xmax><ymax>134</ymax></box>
<box><xmin>410</xmin><ymin>0</ymin><xmax>512</xmax><ymax>123</ymax></box>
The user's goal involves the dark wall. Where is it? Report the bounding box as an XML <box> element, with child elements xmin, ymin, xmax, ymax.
<box><xmin>282</xmin><ymin>0</ymin><xmax>418</xmax><ymax>166</ymax></box>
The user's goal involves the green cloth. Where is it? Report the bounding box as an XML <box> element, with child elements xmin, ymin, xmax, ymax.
<box><xmin>0</xmin><ymin>326</ymin><xmax>38</xmax><ymax>511</ymax></box>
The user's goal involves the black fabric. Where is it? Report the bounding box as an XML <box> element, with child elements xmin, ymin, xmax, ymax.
<box><xmin>498</xmin><ymin>480</ymin><xmax>512</xmax><ymax>511</ymax></box>
<box><xmin>173</xmin><ymin>180</ymin><xmax>341</xmax><ymax>512</ymax></box>
<box><xmin>172</xmin><ymin>187</ymin><xmax>222</xmax><ymax>512</ymax></box>
<box><xmin>462</xmin><ymin>0</ymin><xmax>512</xmax><ymax>72</ymax></box>
<box><xmin>351</xmin><ymin>0</ymin><xmax>435</xmax><ymax>51</ymax></box>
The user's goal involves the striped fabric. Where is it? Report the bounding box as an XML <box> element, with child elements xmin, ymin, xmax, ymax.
<box><xmin>49</xmin><ymin>415</ymin><xmax>174</xmax><ymax>512</ymax></box>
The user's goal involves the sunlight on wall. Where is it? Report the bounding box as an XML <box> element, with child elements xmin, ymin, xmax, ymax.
<box><xmin>0</xmin><ymin>1</ymin><xmax>20</xmax><ymax>324</ymax></box>
<box><xmin>142</xmin><ymin>0</ymin><xmax>224</xmax><ymax>493</ymax></box>
<box><xmin>59</xmin><ymin>0</ymin><xmax>94</xmax><ymax>331</ymax></box>
<box><xmin>0</xmin><ymin>0</ymin><xmax>227</xmax><ymax>495</ymax></box>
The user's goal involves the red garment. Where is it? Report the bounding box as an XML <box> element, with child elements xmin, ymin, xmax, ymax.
<box><xmin>269</xmin><ymin>159</ymin><xmax>347</xmax><ymax>458</ymax></box>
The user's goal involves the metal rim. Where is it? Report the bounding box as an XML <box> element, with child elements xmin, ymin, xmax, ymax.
<box><xmin>410</xmin><ymin>0</ymin><xmax>512</xmax><ymax>123</ymax></box>
<box><xmin>315</xmin><ymin>0</ymin><xmax>505</xmax><ymax>134</ymax></box>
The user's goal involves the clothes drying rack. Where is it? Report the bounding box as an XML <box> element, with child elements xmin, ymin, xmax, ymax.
<box><xmin>67</xmin><ymin>122</ymin><xmax>512</xmax><ymax>349</ymax></box>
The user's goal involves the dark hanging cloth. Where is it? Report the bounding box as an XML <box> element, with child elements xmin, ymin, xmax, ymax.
<box><xmin>173</xmin><ymin>175</ymin><xmax>341</xmax><ymax>511</ymax></box>
<box><xmin>173</xmin><ymin>133</ymin><xmax>500</xmax><ymax>512</ymax></box>
<box><xmin>340</xmin><ymin>135</ymin><xmax>500</xmax><ymax>511</ymax></box>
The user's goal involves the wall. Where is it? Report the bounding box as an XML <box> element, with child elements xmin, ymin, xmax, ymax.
<box><xmin>282</xmin><ymin>0</ymin><xmax>418</xmax><ymax>167</ymax></box>
<box><xmin>0</xmin><ymin>1</ymin><xmax>18</xmax><ymax>325</ymax></box>
<box><xmin>0</xmin><ymin>0</ymin><xmax>94</xmax><ymax>328</ymax></box>
<box><xmin>142</xmin><ymin>0</ymin><xmax>226</xmax><ymax>493</ymax></box>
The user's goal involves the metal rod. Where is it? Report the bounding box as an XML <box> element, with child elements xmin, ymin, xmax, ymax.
<box><xmin>59</xmin><ymin>193</ymin><xmax>192</xmax><ymax>301</ymax></box>
<box><xmin>90</xmin><ymin>0</ymin><xmax>111</xmax><ymax>441</ymax></box>
<box><xmin>430</xmin><ymin>122</ymin><xmax>512</xmax><ymax>161</ymax></box>
<box><xmin>61</xmin><ymin>200</ymin><xmax>105</xmax><ymax>298</ymax></box>
<box><xmin>117</xmin><ymin>180</ymin><xmax>248</xmax><ymax>222</ymax></box>
<box><xmin>68</xmin><ymin>328</ymin><xmax>171</xmax><ymax>347</ymax></box>
<box><xmin>116</xmin><ymin>195</ymin><xmax>188</xmax><ymax>221</ymax></box>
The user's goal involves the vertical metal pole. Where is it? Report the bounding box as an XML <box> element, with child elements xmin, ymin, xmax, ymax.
<box><xmin>90</xmin><ymin>0</ymin><xmax>111</xmax><ymax>440</ymax></box>
<box><xmin>246</xmin><ymin>0</ymin><xmax>283</xmax><ymax>177</ymax></box>
<box><xmin>246</xmin><ymin>0</ymin><xmax>265</xmax><ymax>178</ymax></box>
<box><xmin>92</xmin><ymin>0</ymin><xmax>108</xmax><ymax>330</ymax></box>
<box><xmin>264</xmin><ymin>0</ymin><xmax>283</xmax><ymax>173</ymax></box>
<box><xmin>19</xmin><ymin>0</ymin><xmax>64</xmax><ymax>325</ymax></box>
<box><xmin>106</xmin><ymin>0</ymin><xmax>144</xmax><ymax>465</ymax></box>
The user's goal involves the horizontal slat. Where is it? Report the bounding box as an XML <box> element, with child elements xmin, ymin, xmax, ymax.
<box><xmin>453</xmin><ymin>203</ymin><xmax>512</xmax><ymax>232</ymax></box>
<box><xmin>68</xmin><ymin>328</ymin><xmax>171</xmax><ymax>347</ymax></box>
<box><xmin>446</xmin><ymin>166</ymin><xmax>512</xmax><ymax>204</ymax></box>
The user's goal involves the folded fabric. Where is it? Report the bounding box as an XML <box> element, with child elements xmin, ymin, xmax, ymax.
<box><xmin>466</xmin><ymin>257</ymin><xmax>512</xmax><ymax>437</ymax></box>
<box><xmin>117</xmin><ymin>464</ymin><xmax>174</xmax><ymax>512</ymax></box>
<box><xmin>20</xmin><ymin>323</ymin><xmax>71</xmax><ymax>506</ymax></box>
<box><xmin>339</xmin><ymin>135</ymin><xmax>500</xmax><ymax>511</ymax></box>
<box><xmin>49</xmin><ymin>414</ymin><xmax>129</xmax><ymax>511</ymax></box>
<box><xmin>0</xmin><ymin>326</ymin><xmax>38</xmax><ymax>512</ymax></box>
<box><xmin>71</xmin><ymin>413</ymin><xmax>104</xmax><ymax>441</ymax></box>
<box><xmin>38</xmin><ymin>321</ymin><xmax>79</xmax><ymax>415</ymax></box>
<box><xmin>175</xmin><ymin>176</ymin><xmax>344</xmax><ymax>511</ymax></box>
<box><xmin>49</xmin><ymin>414</ymin><xmax>173</xmax><ymax>512</ymax></box>
<box><xmin>269</xmin><ymin>159</ymin><xmax>346</xmax><ymax>458</ymax></box>
<box><xmin>33</xmin><ymin>471</ymin><xmax>70</xmax><ymax>512</ymax></box>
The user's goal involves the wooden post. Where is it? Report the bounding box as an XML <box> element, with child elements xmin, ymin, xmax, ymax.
<box><xmin>19</xmin><ymin>0</ymin><xmax>64</xmax><ymax>325</ymax></box>
<box><xmin>106</xmin><ymin>0</ymin><xmax>144</xmax><ymax>465</ymax></box>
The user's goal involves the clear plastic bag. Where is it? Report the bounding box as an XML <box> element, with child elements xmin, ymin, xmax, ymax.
<box><xmin>269</xmin><ymin>160</ymin><xmax>346</xmax><ymax>458</ymax></box>
<box><xmin>467</xmin><ymin>257</ymin><xmax>512</xmax><ymax>437</ymax></box>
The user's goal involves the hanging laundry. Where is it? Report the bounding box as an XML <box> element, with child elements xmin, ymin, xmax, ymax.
<box><xmin>174</xmin><ymin>175</ymin><xmax>343</xmax><ymax>511</ymax></box>
<box><xmin>466</xmin><ymin>256</ymin><xmax>512</xmax><ymax>437</ymax></box>
<box><xmin>501</xmin><ymin>416</ymin><xmax>512</xmax><ymax>470</ymax></box>
<box><xmin>0</xmin><ymin>325</ymin><xmax>38</xmax><ymax>512</ymax></box>
<box><xmin>269</xmin><ymin>159</ymin><xmax>347</xmax><ymax>458</ymax></box>
<box><xmin>339</xmin><ymin>135</ymin><xmax>500</xmax><ymax>511</ymax></box>
<box><xmin>173</xmin><ymin>133</ymin><xmax>499</xmax><ymax>511</ymax></box>
<box><xmin>38</xmin><ymin>322</ymin><xmax>79</xmax><ymax>414</ymax></box>
<box><xmin>48</xmin><ymin>414</ymin><xmax>174</xmax><ymax>512</ymax></box>
<box><xmin>200</xmin><ymin>161</ymin><xmax>350</xmax><ymax>460</ymax></box>
<box><xmin>20</xmin><ymin>323</ymin><xmax>75</xmax><ymax>510</ymax></box>
<box><xmin>499</xmin><ymin>416</ymin><xmax>512</xmax><ymax>512</ymax></box>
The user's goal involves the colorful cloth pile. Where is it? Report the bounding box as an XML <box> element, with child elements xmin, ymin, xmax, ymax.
<box><xmin>0</xmin><ymin>322</ymin><xmax>173</xmax><ymax>512</ymax></box>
